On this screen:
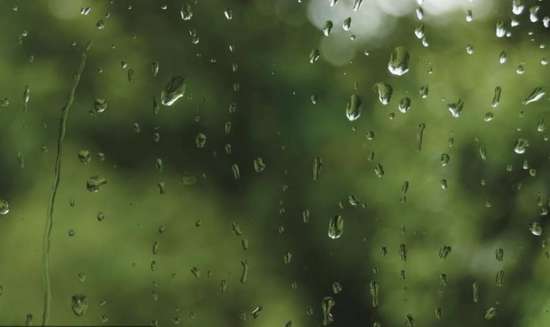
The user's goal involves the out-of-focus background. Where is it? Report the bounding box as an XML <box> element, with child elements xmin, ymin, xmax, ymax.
<box><xmin>1</xmin><ymin>0</ymin><xmax>550</xmax><ymax>326</ymax></box>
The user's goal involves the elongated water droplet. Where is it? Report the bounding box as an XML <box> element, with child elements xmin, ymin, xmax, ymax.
<box><xmin>523</xmin><ymin>87</ymin><xmax>545</xmax><ymax>105</ymax></box>
<box><xmin>353</xmin><ymin>0</ymin><xmax>364</xmax><ymax>11</ymax></box>
<box><xmin>322</xmin><ymin>21</ymin><xmax>333</xmax><ymax>36</ymax></box>
<box><xmin>231</xmin><ymin>163</ymin><xmax>240</xmax><ymax>180</ymax></box>
<box><xmin>328</xmin><ymin>215</ymin><xmax>344</xmax><ymax>239</ymax></box>
<box><xmin>491</xmin><ymin>86</ymin><xmax>501</xmax><ymax>108</ymax></box>
<box><xmin>417</xmin><ymin>123</ymin><xmax>425</xmax><ymax>151</ymax></box>
<box><xmin>346</xmin><ymin>94</ymin><xmax>362</xmax><ymax>121</ymax></box>
<box><xmin>240</xmin><ymin>260</ymin><xmax>248</xmax><ymax>284</ymax></box>
<box><xmin>160</xmin><ymin>76</ymin><xmax>186</xmax><ymax>106</ymax></box>
<box><xmin>374</xmin><ymin>82</ymin><xmax>392</xmax><ymax>105</ymax></box>
<box><xmin>388</xmin><ymin>46</ymin><xmax>410</xmax><ymax>76</ymax></box>
<box><xmin>400</xmin><ymin>243</ymin><xmax>407</xmax><ymax>261</ymax></box>
<box><xmin>400</xmin><ymin>181</ymin><xmax>409</xmax><ymax>203</ymax></box>
<box><xmin>23</xmin><ymin>85</ymin><xmax>30</xmax><ymax>111</ymax></box>
<box><xmin>313</xmin><ymin>156</ymin><xmax>322</xmax><ymax>181</ymax></box>
<box><xmin>414</xmin><ymin>24</ymin><xmax>424</xmax><ymax>39</ymax></box>
<box><xmin>374</xmin><ymin>163</ymin><xmax>384</xmax><ymax>178</ymax></box>
<box><xmin>441</xmin><ymin>153</ymin><xmax>450</xmax><ymax>167</ymax></box>
<box><xmin>321</xmin><ymin>296</ymin><xmax>335</xmax><ymax>326</ymax></box>
<box><xmin>343</xmin><ymin>17</ymin><xmax>352</xmax><ymax>31</ymax></box>
<box><xmin>309</xmin><ymin>49</ymin><xmax>320</xmax><ymax>64</ymax></box>
<box><xmin>369</xmin><ymin>280</ymin><xmax>379</xmax><ymax>308</ymax></box>
<box><xmin>472</xmin><ymin>282</ymin><xmax>479</xmax><ymax>303</ymax></box>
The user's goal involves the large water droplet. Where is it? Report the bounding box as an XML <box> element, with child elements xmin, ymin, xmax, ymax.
<box><xmin>388</xmin><ymin>46</ymin><xmax>410</xmax><ymax>76</ymax></box>
<box><xmin>160</xmin><ymin>76</ymin><xmax>186</xmax><ymax>106</ymax></box>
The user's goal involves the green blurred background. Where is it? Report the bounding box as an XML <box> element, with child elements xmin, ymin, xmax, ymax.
<box><xmin>1</xmin><ymin>0</ymin><xmax>550</xmax><ymax>326</ymax></box>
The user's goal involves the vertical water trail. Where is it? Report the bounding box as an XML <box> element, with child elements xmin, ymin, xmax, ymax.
<box><xmin>41</xmin><ymin>42</ymin><xmax>91</xmax><ymax>326</ymax></box>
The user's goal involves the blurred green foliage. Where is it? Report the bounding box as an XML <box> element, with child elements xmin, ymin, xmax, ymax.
<box><xmin>1</xmin><ymin>0</ymin><xmax>550</xmax><ymax>326</ymax></box>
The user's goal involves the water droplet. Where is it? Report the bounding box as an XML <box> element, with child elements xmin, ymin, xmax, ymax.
<box><xmin>309</xmin><ymin>49</ymin><xmax>320</xmax><ymax>64</ymax></box>
<box><xmin>374</xmin><ymin>82</ymin><xmax>393</xmax><ymax>105</ymax></box>
<box><xmin>441</xmin><ymin>153</ymin><xmax>450</xmax><ymax>167</ymax></box>
<box><xmin>523</xmin><ymin>87</ymin><xmax>545</xmax><ymax>105</ymax></box>
<box><xmin>513</xmin><ymin>138</ymin><xmax>529</xmax><ymax>154</ymax></box>
<box><xmin>160</xmin><ymin>76</ymin><xmax>186</xmax><ymax>106</ymax></box>
<box><xmin>93</xmin><ymin>98</ymin><xmax>108</xmax><ymax>113</ymax></box>
<box><xmin>195</xmin><ymin>133</ymin><xmax>207</xmax><ymax>148</ymax></box>
<box><xmin>313</xmin><ymin>156</ymin><xmax>322</xmax><ymax>181</ymax></box>
<box><xmin>343</xmin><ymin>17</ymin><xmax>352</xmax><ymax>31</ymax></box>
<box><xmin>0</xmin><ymin>200</ymin><xmax>9</xmax><ymax>215</ymax></box>
<box><xmin>417</xmin><ymin>123</ymin><xmax>425</xmax><ymax>151</ymax></box>
<box><xmin>398</xmin><ymin>97</ymin><xmax>411</xmax><ymax>113</ymax></box>
<box><xmin>496</xmin><ymin>19</ymin><xmax>509</xmax><ymax>38</ymax></box>
<box><xmin>447</xmin><ymin>98</ymin><xmax>464</xmax><ymax>118</ymax></box>
<box><xmin>491</xmin><ymin>86</ymin><xmax>502</xmax><ymax>108</ymax></box>
<box><xmin>321</xmin><ymin>296</ymin><xmax>335</xmax><ymax>326</ymax></box>
<box><xmin>439</xmin><ymin>245</ymin><xmax>452</xmax><ymax>259</ymax></box>
<box><xmin>240</xmin><ymin>260</ymin><xmax>248</xmax><ymax>284</ymax></box>
<box><xmin>388</xmin><ymin>46</ymin><xmax>410</xmax><ymax>76</ymax></box>
<box><xmin>322</xmin><ymin>21</ymin><xmax>333</xmax><ymax>36</ymax></box>
<box><xmin>529</xmin><ymin>221</ymin><xmax>543</xmax><ymax>236</ymax></box>
<box><xmin>529</xmin><ymin>6</ymin><xmax>541</xmax><ymax>23</ymax></box>
<box><xmin>353</xmin><ymin>0</ymin><xmax>364</xmax><ymax>11</ymax></box>
<box><xmin>414</xmin><ymin>24</ymin><xmax>425</xmax><ymax>39</ymax></box>
<box><xmin>231</xmin><ymin>163</ymin><xmax>240</xmax><ymax>180</ymax></box>
<box><xmin>180</xmin><ymin>4</ymin><xmax>193</xmax><ymax>20</ymax></box>
<box><xmin>369</xmin><ymin>280</ymin><xmax>379</xmax><ymax>308</ymax></box>
<box><xmin>71</xmin><ymin>294</ymin><xmax>88</xmax><ymax>317</ymax></box>
<box><xmin>328</xmin><ymin>215</ymin><xmax>344</xmax><ymax>240</ymax></box>
<box><xmin>513</xmin><ymin>0</ymin><xmax>525</xmax><ymax>15</ymax></box>
<box><xmin>253</xmin><ymin>157</ymin><xmax>266</xmax><ymax>173</ymax></box>
<box><xmin>224</xmin><ymin>9</ymin><xmax>233</xmax><ymax>21</ymax></box>
<box><xmin>86</xmin><ymin>176</ymin><xmax>108</xmax><ymax>192</ymax></box>
<box><xmin>332</xmin><ymin>281</ymin><xmax>343</xmax><ymax>294</ymax></box>
<box><xmin>484</xmin><ymin>307</ymin><xmax>497</xmax><ymax>320</ymax></box>
<box><xmin>345</xmin><ymin>94</ymin><xmax>362</xmax><ymax>121</ymax></box>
